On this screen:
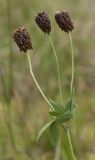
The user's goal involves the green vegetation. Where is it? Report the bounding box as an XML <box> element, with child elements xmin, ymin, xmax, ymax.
<box><xmin>0</xmin><ymin>0</ymin><xmax>95</xmax><ymax>159</ymax></box>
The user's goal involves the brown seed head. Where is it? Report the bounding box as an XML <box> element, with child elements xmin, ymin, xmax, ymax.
<box><xmin>13</xmin><ymin>27</ymin><xmax>33</xmax><ymax>53</ymax></box>
<box><xmin>55</xmin><ymin>10</ymin><xmax>74</xmax><ymax>33</ymax></box>
<box><xmin>35</xmin><ymin>11</ymin><xmax>51</xmax><ymax>34</ymax></box>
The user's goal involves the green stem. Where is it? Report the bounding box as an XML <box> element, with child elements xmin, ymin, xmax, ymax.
<box><xmin>3</xmin><ymin>103</ymin><xmax>17</xmax><ymax>155</ymax></box>
<box><xmin>54</xmin><ymin>139</ymin><xmax>61</xmax><ymax>160</ymax></box>
<box><xmin>7</xmin><ymin>0</ymin><xmax>13</xmax><ymax>103</ymax></box>
<box><xmin>3</xmin><ymin>1</ymin><xmax>17</xmax><ymax>156</ymax></box>
<box><xmin>61</xmin><ymin>33</ymin><xmax>77</xmax><ymax>160</ymax></box>
<box><xmin>62</xmin><ymin>127</ymin><xmax>76</xmax><ymax>160</ymax></box>
<box><xmin>7</xmin><ymin>104</ymin><xmax>16</xmax><ymax>149</ymax></box>
<box><xmin>27</xmin><ymin>52</ymin><xmax>54</xmax><ymax>110</ymax></box>
<box><xmin>49</xmin><ymin>36</ymin><xmax>64</xmax><ymax>160</ymax></box>
<box><xmin>49</xmin><ymin>35</ymin><xmax>63</xmax><ymax>105</ymax></box>
<box><xmin>69</xmin><ymin>32</ymin><xmax>74</xmax><ymax>111</ymax></box>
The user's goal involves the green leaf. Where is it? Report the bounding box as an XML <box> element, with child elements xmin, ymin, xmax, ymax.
<box><xmin>64</xmin><ymin>99</ymin><xmax>78</xmax><ymax>114</ymax></box>
<box><xmin>49</xmin><ymin>99</ymin><xmax>64</xmax><ymax>112</ymax></box>
<box><xmin>55</xmin><ymin>111</ymin><xmax>73</xmax><ymax>123</ymax></box>
<box><xmin>37</xmin><ymin>120</ymin><xmax>55</xmax><ymax>141</ymax></box>
<box><xmin>49</xmin><ymin>121</ymin><xmax>59</xmax><ymax>146</ymax></box>
<box><xmin>49</xmin><ymin>111</ymin><xmax>62</xmax><ymax>116</ymax></box>
<box><xmin>64</xmin><ymin>99</ymin><xmax>72</xmax><ymax>113</ymax></box>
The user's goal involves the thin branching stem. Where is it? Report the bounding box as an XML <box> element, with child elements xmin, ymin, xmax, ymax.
<box><xmin>49</xmin><ymin>35</ymin><xmax>63</xmax><ymax>105</ymax></box>
<box><xmin>27</xmin><ymin>52</ymin><xmax>54</xmax><ymax>110</ymax></box>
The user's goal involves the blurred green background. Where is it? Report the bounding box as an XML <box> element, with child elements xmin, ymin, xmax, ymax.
<box><xmin>0</xmin><ymin>0</ymin><xmax>95</xmax><ymax>159</ymax></box>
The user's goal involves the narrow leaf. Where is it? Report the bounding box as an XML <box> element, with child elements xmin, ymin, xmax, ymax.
<box><xmin>49</xmin><ymin>99</ymin><xmax>64</xmax><ymax>112</ymax></box>
<box><xmin>37</xmin><ymin>120</ymin><xmax>55</xmax><ymax>141</ymax></box>
<box><xmin>49</xmin><ymin>121</ymin><xmax>59</xmax><ymax>146</ymax></box>
<box><xmin>49</xmin><ymin>111</ymin><xmax>62</xmax><ymax>116</ymax></box>
<box><xmin>64</xmin><ymin>99</ymin><xmax>72</xmax><ymax>113</ymax></box>
<box><xmin>55</xmin><ymin>111</ymin><xmax>72</xmax><ymax>123</ymax></box>
<box><xmin>64</xmin><ymin>99</ymin><xmax>78</xmax><ymax>114</ymax></box>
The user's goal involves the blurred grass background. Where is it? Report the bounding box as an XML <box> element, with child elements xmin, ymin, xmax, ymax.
<box><xmin>0</xmin><ymin>0</ymin><xmax>95</xmax><ymax>159</ymax></box>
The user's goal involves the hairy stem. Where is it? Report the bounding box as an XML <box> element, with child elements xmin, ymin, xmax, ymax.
<box><xmin>27</xmin><ymin>52</ymin><xmax>54</xmax><ymax>110</ymax></box>
<box><xmin>49</xmin><ymin>35</ymin><xmax>63</xmax><ymax>105</ymax></box>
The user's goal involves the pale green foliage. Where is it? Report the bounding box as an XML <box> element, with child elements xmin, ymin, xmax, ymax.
<box><xmin>37</xmin><ymin>119</ymin><xmax>55</xmax><ymax>141</ymax></box>
<box><xmin>49</xmin><ymin>121</ymin><xmax>59</xmax><ymax>146</ymax></box>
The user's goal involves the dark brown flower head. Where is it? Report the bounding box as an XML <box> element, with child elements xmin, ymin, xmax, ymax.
<box><xmin>35</xmin><ymin>11</ymin><xmax>51</xmax><ymax>34</ymax></box>
<box><xmin>13</xmin><ymin>27</ymin><xmax>33</xmax><ymax>52</ymax></box>
<box><xmin>55</xmin><ymin>10</ymin><xmax>74</xmax><ymax>33</ymax></box>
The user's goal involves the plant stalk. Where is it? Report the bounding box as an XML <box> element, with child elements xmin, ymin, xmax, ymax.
<box><xmin>6</xmin><ymin>0</ymin><xmax>18</xmax><ymax>156</ymax></box>
<box><xmin>49</xmin><ymin>35</ymin><xmax>64</xmax><ymax>160</ymax></box>
<box><xmin>62</xmin><ymin>127</ymin><xmax>76</xmax><ymax>160</ymax></box>
<box><xmin>3</xmin><ymin>103</ymin><xmax>17</xmax><ymax>156</ymax></box>
<box><xmin>61</xmin><ymin>32</ymin><xmax>76</xmax><ymax>160</ymax></box>
<box><xmin>54</xmin><ymin>139</ymin><xmax>61</xmax><ymax>160</ymax></box>
<box><xmin>49</xmin><ymin>35</ymin><xmax>63</xmax><ymax>105</ymax></box>
<box><xmin>69</xmin><ymin>32</ymin><xmax>74</xmax><ymax>104</ymax></box>
<box><xmin>27</xmin><ymin>52</ymin><xmax>54</xmax><ymax>110</ymax></box>
<box><xmin>61</xmin><ymin>33</ymin><xmax>76</xmax><ymax>160</ymax></box>
<box><xmin>7</xmin><ymin>0</ymin><xmax>13</xmax><ymax>103</ymax></box>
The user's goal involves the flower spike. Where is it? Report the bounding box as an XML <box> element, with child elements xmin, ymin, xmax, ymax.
<box><xmin>35</xmin><ymin>11</ymin><xmax>51</xmax><ymax>34</ymax></box>
<box><xmin>55</xmin><ymin>10</ymin><xmax>74</xmax><ymax>33</ymax></box>
<box><xmin>13</xmin><ymin>27</ymin><xmax>33</xmax><ymax>52</ymax></box>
